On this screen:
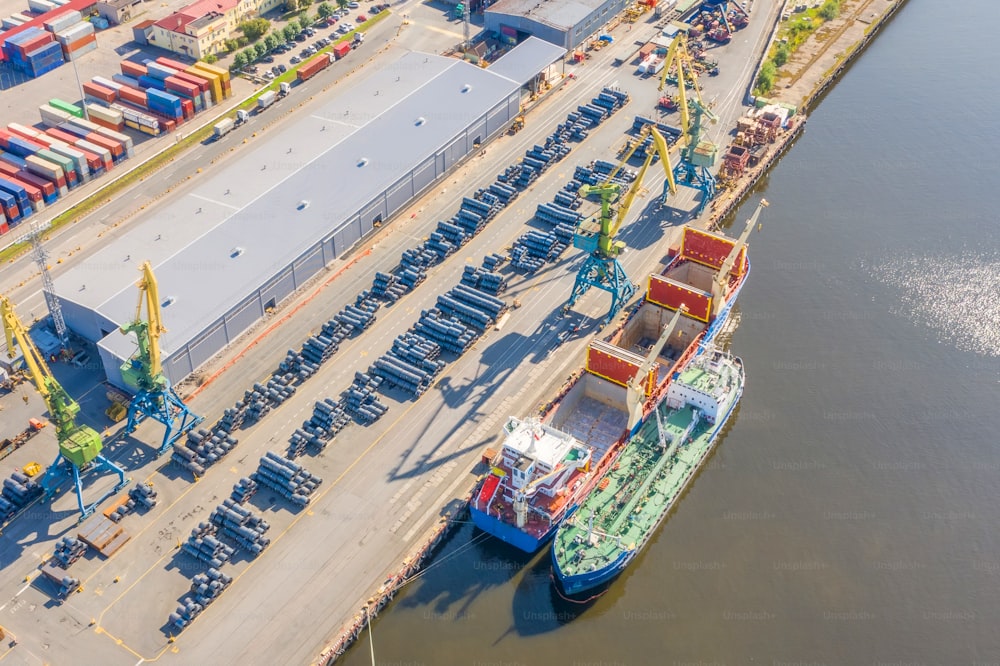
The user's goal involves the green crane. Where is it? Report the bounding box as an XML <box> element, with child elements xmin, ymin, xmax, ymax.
<box><xmin>2</xmin><ymin>295</ymin><xmax>128</xmax><ymax>521</ymax></box>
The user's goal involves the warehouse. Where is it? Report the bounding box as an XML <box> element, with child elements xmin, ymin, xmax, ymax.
<box><xmin>485</xmin><ymin>0</ymin><xmax>631</xmax><ymax>50</ymax></box>
<box><xmin>52</xmin><ymin>43</ymin><xmax>561</xmax><ymax>390</ymax></box>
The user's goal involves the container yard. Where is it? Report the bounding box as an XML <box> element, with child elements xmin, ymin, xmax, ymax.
<box><xmin>0</xmin><ymin>0</ymin><xmax>913</xmax><ymax>664</ymax></box>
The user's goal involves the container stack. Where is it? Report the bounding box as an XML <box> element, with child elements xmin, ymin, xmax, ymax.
<box><xmin>52</xmin><ymin>17</ymin><xmax>96</xmax><ymax>61</ymax></box>
<box><xmin>2</xmin><ymin>26</ymin><xmax>64</xmax><ymax>78</ymax></box>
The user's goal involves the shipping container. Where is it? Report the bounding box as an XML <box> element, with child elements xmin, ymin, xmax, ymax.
<box><xmin>0</xmin><ymin>151</ymin><xmax>28</xmax><ymax>170</ymax></box>
<box><xmin>25</xmin><ymin>154</ymin><xmax>67</xmax><ymax>194</ymax></box>
<box><xmin>43</xmin><ymin>145</ymin><xmax>87</xmax><ymax>183</ymax></box>
<box><xmin>191</xmin><ymin>60</ymin><xmax>229</xmax><ymax>85</ymax></box>
<box><xmin>6</xmin><ymin>123</ymin><xmax>41</xmax><ymax>140</ymax></box>
<box><xmin>92</xmin><ymin>126</ymin><xmax>132</xmax><ymax>158</ymax></box>
<box><xmin>0</xmin><ymin>130</ymin><xmax>46</xmax><ymax>157</ymax></box>
<box><xmin>27</xmin><ymin>0</ymin><xmax>58</xmax><ymax>12</ymax></box>
<box><xmin>85</xmin><ymin>104</ymin><xmax>123</xmax><ymax>125</ymax></box>
<box><xmin>50</xmin><ymin>132</ymin><xmax>101</xmax><ymax>174</ymax></box>
<box><xmin>83</xmin><ymin>130</ymin><xmax>124</xmax><ymax>162</ymax></box>
<box><xmin>39</xmin><ymin>103</ymin><xmax>74</xmax><ymax>127</ymax></box>
<box><xmin>144</xmin><ymin>60</ymin><xmax>176</xmax><ymax>81</ymax></box>
<box><xmin>36</xmin><ymin>149</ymin><xmax>76</xmax><ymax>187</ymax></box>
<box><xmin>111</xmin><ymin>73</ymin><xmax>141</xmax><ymax>90</ymax></box>
<box><xmin>42</xmin><ymin>9</ymin><xmax>82</xmax><ymax>33</ymax></box>
<box><xmin>0</xmin><ymin>177</ymin><xmax>32</xmax><ymax>210</ymax></box>
<box><xmin>75</xmin><ymin>138</ymin><xmax>112</xmax><ymax>172</ymax></box>
<box><xmin>62</xmin><ymin>34</ymin><xmax>97</xmax><ymax>60</ymax></box>
<box><xmin>49</xmin><ymin>98</ymin><xmax>83</xmax><ymax>118</ymax></box>
<box><xmin>0</xmin><ymin>221</ymin><xmax>9</xmax><ymax>235</ymax></box>
<box><xmin>333</xmin><ymin>42</ymin><xmax>350</xmax><ymax>59</ymax></box>
<box><xmin>91</xmin><ymin>75</ymin><xmax>120</xmax><ymax>91</ymax></box>
<box><xmin>0</xmin><ymin>188</ymin><xmax>22</xmax><ymax>224</ymax></box>
<box><xmin>120</xmin><ymin>60</ymin><xmax>146</xmax><ymax>78</ymax></box>
<box><xmin>82</xmin><ymin>81</ymin><xmax>116</xmax><ymax>103</ymax></box>
<box><xmin>117</xmin><ymin>85</ymin><xmax>147</xmax><ymax>106</ymax></box>
<box><xmin>54</xmin><ymin>21</ymin><xmax>94</xmax><ymax>45</ymax></box>
<box><xmin>184</xmin><ymin>65</ymin><xmax>221</xmax><ymax>103</ymax></box>
<box><xmin>0</xmin><ymin>163</ymin><xmax>46</xmax><ymax>207</ymax></box>
<box><xmin>0</xmin><ymin>163</ymin><xmax>54</xmax><ymax>203</ymax></box>
<box><xmin>298</xmin><ymin>53</ymin><xmax>333</xmax><ymax>81</ymax></box>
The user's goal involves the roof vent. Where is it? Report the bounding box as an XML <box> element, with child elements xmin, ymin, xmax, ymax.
<box><xmin>230</xmin><ymin>247</ymin><xmax>245</xmax><ymax>258</ymax></box>
<box><xmin>161</xmin><ymin>296</ymin><xmax>176</xmax><ymax>308</ymax></box>
<box><xmin>415</xmin><ymin>117</ymin><xmax>426</xmax><ymax>126</ymax></box>
<box><xmin>297</xmin><ymin>200</ymin><xmax>310</xmax><ymax>210</ymax></box>
<box><xmin>461</xmin><ymin>84</ymin><xmax>472</xmax><ymax>93</ymax></box>
<box><xmin>357</xmin><ymin>158</ymin><xmax>369</xmax><ymax>167</ymax></box>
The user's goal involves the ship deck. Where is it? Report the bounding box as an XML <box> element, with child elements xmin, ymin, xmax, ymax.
<box><xmin>549</xmin><ymin>395</ymin><xmax>626</xmax><ymax>466</ymax></box>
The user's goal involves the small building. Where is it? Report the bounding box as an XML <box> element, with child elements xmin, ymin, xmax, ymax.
<box><xmin>95</xmin><ymin>0</ymin><xmax>142</xmax><ymax>26</ymax></box>
<box><xmin>147</xmin><ymin>0</ymin><xmax>283</xmax><ymax>59</ymax></box>
<box><xmin>484</xmin><ymin>0</ymin><xmax>631</xmax><ymax>50</ymax></box>
<box><xmin>131</xmin><ymin>18</ymin><xmax>157</xmax><ymax>45</ymax></box>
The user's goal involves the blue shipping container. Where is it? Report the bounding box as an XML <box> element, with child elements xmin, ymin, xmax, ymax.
<box><xmin>0</xmin><ymin>152</ymin><xmax>28</xmax><ymax>169</ymax></box>
<box><xmin>137</xmin><ymin>74</ymin><xmax>165</xmax><ymax>91</ymax></box>
<box><xmin>0</xmin><ymin>178</ymin><xmax>30</xmax><ymax>208</ymax></box>
<box><xmin>5</xmin><ymin>137</ymin><xmax>40</xmax><ymax>158</ymax></box>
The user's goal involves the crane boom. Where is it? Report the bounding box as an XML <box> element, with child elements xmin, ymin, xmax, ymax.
<box><xmin>626</xmin><ymin>306</ymin><xmax>686</xmax><ymax>430</ymax></box>
<box><xmin>121</xmin><ymin>261</ymin><xmax>166</xmax><ymax>390</ymax></box>
<box><xmin>2</xmin><ymin>295</ymin><xmax>81</xmax><ymax>439</ymax></box>
<box><xmin>713</xmin><ymin>199</ymin><xmax>769</xmax><ymax>299</ymax></box>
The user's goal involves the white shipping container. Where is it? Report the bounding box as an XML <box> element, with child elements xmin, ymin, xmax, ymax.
<box><xmin>75</xmin><ymin>139</ymin><xmax>111</xmax><ymax>164</ymax></box>
<box><xmin>3</xmin><ymin>16</ymin><xmax>28</xmax><ymax>29</ymax></box>
<box><xmin>49</xmin><ymin>144</ymin><xmax>89</xmax><ymax>180</ymax></box>
<box><xmin>8</xmin><ymin>122</ymin><xmax>39</xmax><ymax>138</ymax></box>
<box><xmin>91</xmin><ymin>76</ymin><xmax>121</xmax><ymax>93</ymax></box>
<box><xmin>49</xmin><ymin>0</ymin><xmax>70</xmax><ymax>5</ymax></box>
<box><xmin>27</xmin><ymin>0</ymin><xmax>57</xmax><ymax>13</ymax></box>
<box><xmin>111</xmin><ymin>103</ymin><xmax>157</xmax><ymax>129</ymax></box>
<box><xmin>65</xmin><ymin>40</ymin><xmax>97</xmax><ymax>60</ymax></box>
<box><xmin>56</xmin><ymin>21</ymin><xmax>95</xmax><ymax>44</ymax></box>
<box><xmin>40</xmin><ymin>107</ymin><xmax>74</xmax><ymax>128</ymax></box>
<box><xmin>86</xmin><ymin>104</ymin><xmax>122</xmax><ymax>124</ymax></box>
<box><xmin>43</xmin><ymin>9</ymin><xmax>81</xmax><ymax>32</ymax></box>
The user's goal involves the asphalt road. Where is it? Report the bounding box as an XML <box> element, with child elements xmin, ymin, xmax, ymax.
<box><xmin>0</xmin><ymin>1</ymin><xmax>780</xmax><ymax>663</ymax></box>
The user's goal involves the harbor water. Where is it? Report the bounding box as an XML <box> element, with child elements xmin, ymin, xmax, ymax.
<box><xmin>341</xmin><ymin>1</ymin><xmax>1000</xmax><ymax>663</ymax></box>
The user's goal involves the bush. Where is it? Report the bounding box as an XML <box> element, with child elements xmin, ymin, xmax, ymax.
<box><xmin>237</xmin><ymin>36</ymin><xmax>249</xmax><ymax>48</ymax></box>
<box><xmin>773</xmin><ymin>42</ymin><xmax>790</xmax><ymax>68</ymax></box>
<box><xmin>818</xmin><ymin>0</ymin><xmax>840</xmax><ymax>21</ymax></box>
<box><xmin>239</xmin><ymin>18</ymin><xmax>271</xmax><ymax>41</ymax></box>
<box><xmin>203</xmin><ymin>53</ymin><xmax>218</xmax><ymax>64</ymax></box>
<box><xmin>755</xmin><ymin>61</ymin><xmax>776</xmax><ymax>95</ymax></box>
<box><xmin>224</xmin><ymin>38</ymin><xmax>239</xmax><ymax>53</ymax></box>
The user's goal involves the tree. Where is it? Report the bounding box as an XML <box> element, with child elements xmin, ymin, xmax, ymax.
<box><xmin>254</xmin><ymin>42</ymin><xmax>268</xmax><ymax>59</ymax></box>
<box><xmin>239</xmin><ymin>18</ymin><xmax>271</xmax><ymax>41</ymax></box>
<box><xmin>241</xmin><ymin>48</ymin><xmax>257</xmax><ymax>64</ymax></box>
<box><xmin>237</xmin><ymin>36</ymin><xmax>249</xmax><ymax>47</ymax></box>
<box><xmin>264</xmin><ymin>33</ymin><xmax>280</xmax><ymax>50</ymax></box>
<box><xmin>818</xmin><ymin>0</ymin><xmax>840</xmax><ymax>21</ymax></box>
<box><xmin>282</xmin><ymin>25</ymin><xmax>298</xmax><ymax>41</ymax></box>
<box><xmin>317</xmin><ymin>2</ymin><xmax>334</xmax><ymax>19</ymax></box>
<box><xmin>224</xmin><ymin>38</ymin><xmax>239</xmax><ymax>53</ymax></box>
<box><xmin>284</xmin><ymin>0</ymin><xmax>297</xmax><ymax>11</ymax></box>
<box><xmin>755</xmin><ymin>61</ymin><xmax>776</xmax><ymax>95</ymax></box>
<box><xmin>232</xmin><ymin>51</ymin><xmax>248</xmax><ymax>70</ymax></box>
<box><xmin>772</xmin><ymin>42</ymin><xmax>790</xmax><ymax>68</ymax></box>
<box><xmin>204</xmin><ymin>53</ymin><xmax>218</xmax><ymax>64</ymax></box>
<box><xmin>336</xmin><ymin>0</ymin><xmax>348</xmax><ymax>10</ymax></box>
<box><xmin>297</xmin><ymin>14</ymin><xmax>312</xmax><ymax>31</ymax></box>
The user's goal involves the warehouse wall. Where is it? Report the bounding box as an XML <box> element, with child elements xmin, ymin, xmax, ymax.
<box><xmin>486</xmin><ymin>0</ymin><xmax>631</xmax><ymax>50</ymax></box>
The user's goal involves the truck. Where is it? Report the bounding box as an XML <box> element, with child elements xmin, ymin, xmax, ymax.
<box><xmin>212</xmin><ymin>117</ymin><xmax>235</xmax><ymax>139</ymax></box>
<box><xmin>279</xmin><ymin>82</ymin><xmax>290</xmax><ymax>97</ymax></box>
<box><xmin>257</xmin><ymin>90</ymin><xmax>277</xmax><ymax>110</ymax></box>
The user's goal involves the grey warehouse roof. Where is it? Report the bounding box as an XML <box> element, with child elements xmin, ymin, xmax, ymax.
<box><xmin>55</xmin><ymin>50</ymin><xmax>522</xmax><ymax>362</ymax></box>
<box><xmin>487</xmin><ymin>36</ymin><xmax>566</xmax><ymax>85</ymax></box>
<box><xmin>486</xmin><ymin>0</ymin><xmax>610</xmax><ymax>31</ymax></box>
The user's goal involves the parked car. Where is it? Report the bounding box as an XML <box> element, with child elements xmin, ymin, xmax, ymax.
<box><xmin>356</xmin><ymin>14</ymin><xmax>366</xmax><ymax>22</ymax></box>
<box><xmin>347</xmin><ymin>1</ymin><xmax>359</xmax><ymax>7</ymax></box>
<box><xmin>278</xmin><ymin>63</ymin><xmax>287</xmax><ymax>73</ymax></box>
<box><xmin>263</xmin><ymin>55</ymin><xmax>275</xmax><ymax>63</ymax></box>
<box><xmin>290</xmin><ymin>55</ymin><xmax>301</xmax><ymax>64</ymax></box>
<box><xmin>337</xmin><ymin>23</ymin><xmax>350</xmax><ymax>33</ymax></box>
<box><xmin>271</xmin><ymin>65</ymin><xmax>281</xmax><ymax>75</ymax></box>
<box><xmin>295</xmin><ymin>33</ymin><xmax>307</xmax><ymax>41</ymax></box>
<box><xmin>264</xmin><ymin>71</ymin><xmax>275</xmax><ymax>80</ymax></box>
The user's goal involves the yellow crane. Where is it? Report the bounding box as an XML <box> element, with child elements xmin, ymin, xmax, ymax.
<box><xmin>120</xmin><ymin>261</ymin><xmax>202</xmax><ymax>455</ymax></box>
<box><xmin>569</xmin><ymin>126</ymin><xmax>675</xmax><ymax>323</ymax></box>
<box><xmin>2</xmin><ymin>295</ymin><xmax>128</xmax><ymax>521</ymax></box>
<box><xmin>658</xmin><ymin>25</ymin><xmax>720</xmax><ymax>215</ymax></box>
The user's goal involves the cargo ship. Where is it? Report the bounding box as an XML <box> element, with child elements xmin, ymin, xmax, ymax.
<box><xmin>551</xmin><ymin>346</ymin><xmax>745</xmax><ymax>595</ymax></box>
<box><xmin>469</xmin><ymin>201</ymin><xmax>767</xmax><ymax>553</ymax></box>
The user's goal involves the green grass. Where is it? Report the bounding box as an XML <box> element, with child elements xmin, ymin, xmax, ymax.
<box><xmin>0</xmin><ymin>10</ymin><xmax>391</xmax><ymax>265</ymax></box>
<box><xmin>754</xmin><ymin>2</ymin><xmax>841</xmax><ymax>96</ymax></box>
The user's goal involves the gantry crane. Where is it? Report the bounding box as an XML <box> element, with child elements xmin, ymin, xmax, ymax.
<box><xmin>2</xmin><ymin>295</ymin><xmax>128</xmax><ymax>521</ymax></box>
<box><xmin>625</xmin><ymin>306</ymin><xmax>686</xmax><ymax>432</ymax></box>
<box><xmin>569</xmin><ymin>126</ymin><xmax>675</xmax><ymax>323</ymax></box>
<box><xmin>659</xmin><ymin>26</ymin><xmax>720</xmax><ymax>215</ymax></box>
<box><xmin>120</xmin><ymin>261</ymin><xmax>202</xmax><ymax>455</ymax></box>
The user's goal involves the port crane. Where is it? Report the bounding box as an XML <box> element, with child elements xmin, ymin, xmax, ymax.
<box><xmin>568</xmin><ymin>125</ymin><xmax>675</xmax><ymax>324</ymax></box>
<box><xmin>120</xmin><ymin>261</ymin><xmax>202</xmax><ymax>455</ymax></box>
<box><xmin>625</xmin><ymin>306</ymin><xmax>686</xmax><ymax>432</ymax></box>
<box><xmin>711</xmin><ymin>199</ymin><xmax>769</xmax><ymax>305</ymax></box>
<box><xmin>2</xmin><ymin>295</ymin><xmax>128</xmax><ymax>521</ymax></box>
<box><xmin>659</xmin><ymin>26</ymin><xmax>720</xmax><ymax>215</ymax></box>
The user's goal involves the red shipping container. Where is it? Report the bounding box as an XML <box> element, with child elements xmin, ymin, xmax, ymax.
<box><xmin>118</xmin><ymin>86</ymin><xmax>147</xmax><ymax>106</ymax></box>
<box><xmin>172</xmin><ymin>71</ymin><xmax>211</xmax><ymax>95</ymax></box>
<box><xmin>44</xmin><ymin>127</ymin><xmax>80</xmax><ymax>144</ymax></box>
<box><xmin>0</xmin><ymin>221</ymin><xmax>9</xmax><ymax>235</ymax></box>
<box><xmin>17</xmin><ymin>33</ymin><xmax>54</xmax><ymax>57</ymax></box>
<box><xmin>0</xmin><ymin>163</ymin><xmax>44</xmax><ymax>203</ymax></box>
<box><xmin>5</xmin><ymin>125</ymin><xmax>39</xmax><ymax>141</ymax></box>
<box><xmin>6</xmin><ymin>167</ymin><xmax>56</xmax><ymax>199</ymax></box>
<box><xmin>1</xmin><ymin>128</ymin><xmax>45</xmax><ymax>153</ymax></box>
<box><xmin>120</xmin><ymin>60</ymin><xmax>147</xmax><ymax>78</ymax></box>
<box><xmin>90</xmin><ymin>116</ymin><xmax>124</xmax><ymax>132</ymax></box>
<box><xmin>333</xmin><ymin>42</ymin><xmax>351</xmax><ymax>59</ymax></box>
<box><xmin>82</xmin><ymin>81</ymin><xmax>117</xmax><ymax>103</ymax></box>
<box><xmin>180</xmin><ymin>98</ymin><xmax>194</xmax><ymax>119</ymax></box>
<box><xmin>85</xmin><ymin>132</ymin><xmax>122</xmax><ymax>159</ymax></box>
<box><xmin>162</xmin><ymin>119</ymin><xmax>176</xmax><ymax>132</ymax></box>
<box><xmin>155</xmin><ymin>57</ymin><xmax>189</xmax><ymax>71</ymax></box>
